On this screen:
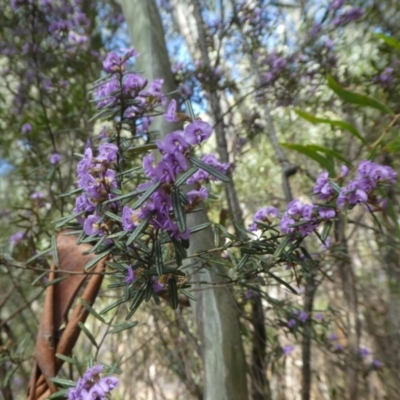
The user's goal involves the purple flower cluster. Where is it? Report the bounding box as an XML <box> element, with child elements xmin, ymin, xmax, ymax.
<box><xmin>251</xmin><ymin>161</ymin><xmax>395</xmax><ymax>239</ymax></box>
<box><xmin>67</xmin><ymin>365</ymin><xmax>118</xmax><ymax>400</ymax></box>
<box><xmin>249</xmin><ymin>206</ymin><xmax>279</xmax><ymax>231</ymax></box>
<box><xmin>288</xmin><ymin>310</ymin><xmax>309</xmax><ymax>328</ymax></box>
<box><xmin>74</xmin><ymin>143</ymin><xmax>119</xmax><ymax>236</ymax></box>
<box><xmin>280</xmin><ymin>199</ymin><xmax>335</xmax><ymax>237</ymax></box>
<box><xmin>337</xmin><ymin>160</ymin><xmax>396</xmax><ymax>209</ymax></box>
<box><xmin>95</xmin><ymin>49</ymin><xmax>167</xmax><ymax>126</ymax></box>
<box><xmin>262</xmin><ymin>52</ymin><xmax>288</xmax><ymax>84</ymax></box>
<box><xmin>333</xmin><ymin>7</ymin><xmax>363</xmax><ymax>27</ymax></box>
<box><xmin>373</xmin><ymin>67</ymin><xmax>394</xmax><ymax>87</ymax></box>
<box><xmin>121</xmin><ymin>121</ymin><xmax>226</xmax><ymax>241</ymax></box>
<box><xmin>9</xmin><ymin>231</ymin><xmax>24</xmax><ymax>246</ymax></box>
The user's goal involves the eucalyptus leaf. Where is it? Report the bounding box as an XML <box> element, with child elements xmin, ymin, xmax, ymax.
<box><xmin>327</xmin><ymin>76</ymin><xmax>393</xmax><ymax>115</ymax></box>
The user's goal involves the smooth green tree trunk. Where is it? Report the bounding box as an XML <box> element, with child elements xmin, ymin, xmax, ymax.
<box><xmin>120</xmin><ymin>1</ymin><xmax>249</xmax><ymax>399</ymax></box>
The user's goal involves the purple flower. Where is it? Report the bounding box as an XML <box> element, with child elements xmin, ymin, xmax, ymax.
<box><xmin>83</xmin><ymin>365</ymin><xmax>103</xmax><ymax>381</ymax></box>
<box><xmin>98</xmin><ymin>143</ymin><xmax>118</xmax><ymax>163</ymax></box>
<box><xmin>164</xmin><ymin>99</ymin><xmax>178</xmax><ymax>123</ymax></box>
<box><xmin>314</xmin><ymin>171</ymin><xmax>335</xmax><ymax>200</ymax></box>
<box><xmin>359</xmin><ymin>347</ymin><xmax>370</xmax><ymax>358</ymax></box>
<box><xmin>318</xmin><ymin>207</ymin><xmax>336</xmax><ymax>219</ymax></box>
<box><xmin>95</xmin><ymin>77</ymin><xmax>119</xmax><ymax>108</ymax></box>
<box><xmin>288</xmin><ymin>319</ymin><xmax>297</xmax><ymax>328</ymax></box>
<box><xmin>369</xmin><ymin>163</ymin><xmax>397</xmax><ymax>184</ymax></box>
<box><xmin>334</xmin><ymin>343</ymin><xmax>343</xmax><ymax>352</ymax></box>
<box><xmin>67</xmin><ymin>365</ymin><xmax>118</xmax><ymax>400</ymax></box>
<box><xmin>123</xmin><ymin>47</ymin><xmax>139</xmax><ymax>59</ymax></box>
<box><xmin>103</xmin><ymin>51</ymin><xmax>122</xmax><ymax>73</ymax></box>
<box><xmin>78</xmin><ymin>173</ymin><xmax>102</xmax><ymax>199</ymax></box>
<box><xmin>83</xmin><ymin>214</ymin><xmax>102</xmax><ymax>236</ymax></box>
<box><xmin>282</xmin><ymin>345</ymin><xmax>294</xmax><ymax>355</ymax></box>
<box><xmin>298</xmin><ymin>311</ymin><xmax>308</xmax><ymax>323</ymax></box>
<box><xmin>31</xmin><ymin>191</ymin><xmax>44</xmax><ymax>200</ymax></box>
<box><xmin>287</xmin><ymin>199</ymin><xmax>303</xmax><ymax>216</ymax></box>
<box><xmin>280</xmin><ymin>213</ymin><xmax>295</xmax><ymax>234</ymax></box>
<box><xmin>333</xmin><ymin>7</ymin><xmax>363</xmax><ymax>27</ymax></box>
<box><xmin>245</xmin><ymin>289</ymin><xmax>257</xmax><ymax>299</ymax></box>
<box><xmin>123</xmin><ymin>73</ymin><xmax>147</xmax><ymax>93</ymax></box>
<box><xmin>125</xmin><ymin>265</ymin><xmax>136</xmax><ymax>284</ymax></box>
<box><xmin>143</xmin><ymin>153</ymin><xmax>156</xmax><ymax>178</ymax></box>
<box><xmin>310</xmin><ymin>23</ymin><xmax>322</xmax><ymax>36</ymax></box>
<box><xmin>98</xmin><ymin>376</ymin><xmax>119</xmax><ymax>391</ymax></box>
<box><xmin>372</xmin><ymin>359</ymin><xmax>383</xmax><ymax>369</ymax></box>
<box><xmin>328</xmin><ymin>0</ymin><xmax>344</xmax><ymax>11</ymax></box>
<box><xmin>340</xmin><ymin>164</ymin><xmax>349</xmax><ymax>177</ymax></box>
<box><xmin>122</xmin><ymin>206</ymin><xmax>139</xmax><ymax>231</ymax></box>
<box><xmin>50</xmin><ymin>153</ymin><xmax>62</xmax><ymax>165</ymax></box>
<box><xmin>74</xmin><ymin>194</ymin><xmax>95</xmax><ymax>214</ymax></box>
<box><xmin>249</xmin><ymin>206</ymin><xmax>279</xmax><ymax>231</ymax></box>
<box><xmin>9</xmin><ymin>231</ymin><xmax>24</xmax><ymax>246</ymax></box>
<box><xmin>185</xmin><ymin>121</ymin><xmax>213</xmax><ymax>145</ymax></box>
<box><xmin>157</xmin><ymin>130</ymin><xmax>189</xmax><ymax>155</ymax></box>
<box><xmin>315</xmin><ymin>313</ymin><xmax>324</xmax><ymax>321</ymax></box>
<box><xmin>328</xmin><ymin>333</ymin><xmax>338</xmax><ymax>341</ymax></box>
<box><xmin>321</xmin><ymin>237</ymin><xmax>332</xmax><ymax>250</ymax></box>
<box><xmin>187</xmin><ymin>187</ymin><xmax>208</xmax><ymax>205</ymax></box>
<box><xmin>153</xmin><ymin>278</ymin><xmax>164</xmax><ymax>292</ymax></box>
<box><xmin>21</xmin><ymin>123</ymin><xmax>32</xmax><ymax>133</ymax></box>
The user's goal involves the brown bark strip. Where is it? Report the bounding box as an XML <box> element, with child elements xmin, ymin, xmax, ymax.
<box><xmin>27</xmin><ymin>232</ymin><xmax>106</xmax><ymax>399</ymax></box>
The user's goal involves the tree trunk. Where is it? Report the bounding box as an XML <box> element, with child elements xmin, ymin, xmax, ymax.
<box><xmin>121</xmin><ymin>2</ymin><xmax>249</xmax><ymax>399</ymax></box>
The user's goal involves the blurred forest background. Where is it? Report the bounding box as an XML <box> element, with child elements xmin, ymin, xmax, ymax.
<box><xmin>1</xmin><ymin>0</ymin><xmax>400</xmax><ymax>399</ymax></box>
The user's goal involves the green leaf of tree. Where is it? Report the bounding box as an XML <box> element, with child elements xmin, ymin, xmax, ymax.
<box><xmin>294</xmin><ymin>109</ymin><xmax>367</xmax><ymax>145</ymax></box>
<box><xmin>327</xmin><ymin>76</ymin><xmax>393</xmax><ymax>115</ymax></box>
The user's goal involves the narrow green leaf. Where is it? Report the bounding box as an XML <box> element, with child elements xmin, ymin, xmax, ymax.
<box><xmin>108</xmin><ymin>321</ymin><xmax>138</xmax><ymax>334</ymax></box>
<box><xmin>175</xmin><ymin>166</ymin><xmax>199</xmax><ymax>187</ymax></box>
<box><xmin>273</xmin><ymin>235</ymin><xmax>292</xmax><ymax>259</ymax></box>
<box><xmin>267</xmin><ymin>271</ymin><xmax>298</xmax><ymax>294</ymax></box>
<box><xmin>372</xmin><ymin>33</ymin><xmax>400</xmax><ymax>53</ymax></box>
<box><xmin>106</xmin><ymin>230</ymin><xmax>128</xmax><ymax>240</ymax></box>
<box><xmin>172</xmin><ymin>187</ymin><xmax>186</xmax><ymax>233</ymax></box>
<box><xmin>84</xmin><ymin>247</ymin><xmax>113</xmax><ymax>271</ymax></box>
<box><xmin>179</xmin><ymin>288</ymin><xmax>197</xmax><ymax>301</ymax></box>
<box><xmin>154</xmin><ymin>240</ymin><xmax>163</xmax><ymax>276</ymax></box>
<box><xmin>49</xmin><ymin>390</ymin><xmax>69</xmax><ymax>399</ymax></box>
<box><xmin>168</xmin><ymin>276</ymin><xmax>178</xmax><ymax>309</ymax></box>
<box><xmin>190</xmin><ymin>222</ymin><xmax>211</xmax><ymax>234</ymax></box>
<box><xmin>126</xmin><ymin>289</ymin><xmax>145</xmax><ymax>320</ymax></box>
<box><xmin>189</xmin><ymin>156</ymin><xmax>230</xmax><ymax>182</ymax></box>
<box><xmin>78</xmin><ymin>322</ymin><xmax>98</xmax><ymax>348</ymax></box>
<box><xmin>82</xmin><ymin>235</ymin><xmax>106</xmax><ymax>255</ymax></box>
<box><xmin>32</xmin><ymin>271</ymin><xmax>48</xmax><ymax>286</ymax></box>
<box><xmin>103</xmin><ymin>190</ymin><xmax>140</xmax><ymax>205</ymax></box>
<box><xmin>58</xmin><ymin>187</ymin><xmax>83</xmax><ymax>198</ymax></box>
<box><xmin>280</xmin><ymin>143</ymin><xmax>333</xmax><ymax>173</ymax></box>
<box><xmin>26</xmin><ymin>247</ymin><xmax>52</xmax><ymax>264</ymax></box>
<box><xmin>126</xmin><ymin>143</ymin><xmax>157</xmax><ymax>153</ymax></box>
<box><xmin>104</xmin><ymin>211</ymin><xmax>122</xmax><ymax>223</ymax></box>
<box><xmin>80</xmin><ymin>298</ymin><xmax>106</xmax><ymax>323</ymax></box>
<box><xmin>321</xmin><ymin>220</ymin><xmax>333</xmax><ymax>242</ymax></box>
<box><xmin>172</xmin><ymin>238</ymin><xmax>187</xmax><ymax>266</ymax></box>
<box><xmin>131</xmin><ymin>181</ymin><xmax>161</xmax><ymax>210</ymax></box>
<box><xmin>126</xmin><ymin>213</ymin><xmax>152</xmax><ymax>245</ymax></box>
<box><xmin>327</xmin><ymin>75</ymin><xmax>393</xmax><ymax>114</ymax></box>
<box><xmin>185</xmin><ymin>100</ymin><xmax>196</xmax><ymax>121</ymax></box>
<box><xmin>55</xmin><ymin>353</ymin><xmax>76</xmax><ymax>365</ymax></box>
<box><xmin>294</xmin><ymin>109</ymin><xmax>367</xmax><ymax>145</ymax></box>
<box><xmin>55</xmin><ymin>212</ymin><xmax>85</xmax><ymax>229</ymax></box>
<box><xmin>100</xmin><ymin>297</ymin><xmax>126</xmax><ymax>315</ymax></box>
<box><xmin>306</xmin><ymin>144</ymin><xmax>348</xmax><ymax>164</ymax></box>
<box><xmin>237</xmin><ymin>253</ymin><xmax>250</xmax><ymax>271</ymax></box>
<box><xmin>44</xmin><ymin>275</ymin><xmax>68</xmax><ymax>287</ymax></box>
